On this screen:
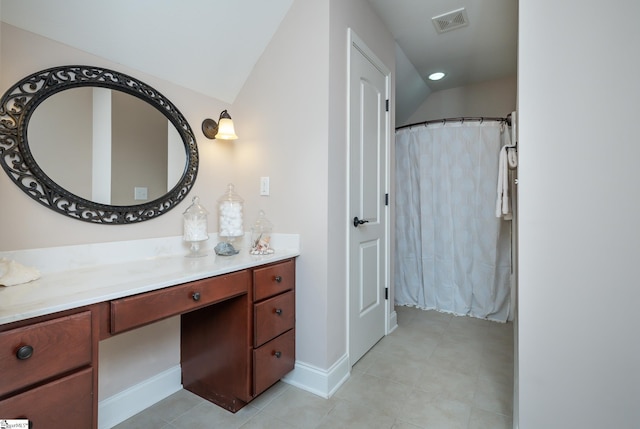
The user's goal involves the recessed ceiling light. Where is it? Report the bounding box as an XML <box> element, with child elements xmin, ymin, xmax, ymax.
<box><xmin>428</xmin><ymin>72</ymin><xmax>446</xmax><ymax>81</ymax></box>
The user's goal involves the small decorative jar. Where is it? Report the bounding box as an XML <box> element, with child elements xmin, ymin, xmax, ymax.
<box><xmin>217</xmin><ymin>183</ymin><xmax>244</xmax><ymax>244</ymax></box>
<box><xmin>183</xmin><ymin>196</ymin><xmax>209</xmax><ymax>257</ymax></box>
<box><xmin>250</xmin><ymin>210</ymin><xmax>275</xmax><ymax>255</ymax></box>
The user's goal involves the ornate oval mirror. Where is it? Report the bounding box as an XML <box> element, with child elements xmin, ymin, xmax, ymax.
<box><xmin>0</xmin><ymin>65</ymin><xmax>198</xmax><ymax>224</ymax></box>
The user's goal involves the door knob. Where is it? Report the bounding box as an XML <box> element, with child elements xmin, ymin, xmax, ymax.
<box><xmin>353</xmin><ymin>216</ymin><xmax>369</xmax><ymax>228</ymax></box>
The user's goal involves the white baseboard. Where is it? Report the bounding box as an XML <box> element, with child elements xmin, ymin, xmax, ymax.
<box><xmin>388</xmin><ymin>309</ymin><xmax>398</xmax><ymax>334</ymax></box>
<box><xmin>98</xmin><ymin>356</ymin><xmax>353</xmax><ymax>427</ymax></box>
<box><xmin>98</xmin><ymin>365</ymin><xmax>182</xmax><ymax>429</ymax></box>
<box><xmin>282</xmin><ymin>354</ymin><xmax>350</xmax><ymax>399</ymax></box>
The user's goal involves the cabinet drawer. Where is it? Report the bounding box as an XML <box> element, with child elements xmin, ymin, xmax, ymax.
<box><xmin>253</xmin><ymin>329</ymin><xmax>295</xmax><ymax>396</ymax></box>
<box><xmin>253</xmin><ymin>259</ymin><xmax>295</xmax><ymax>301</ymax></box>
<box><xmin>111</xmin><ymin>270</ymin><xmax>249</xmax><ymax>334</ymax></box>
<box><xmin>0</xmin><ymin>311</ymin><xmax>92</xmax><ymax>397</ymax></box>
<box><xmin>254</xmin><ymin>291</ymin><xmax>295</xmax><ymax>347</ymax></box>
<box><xmin>0</xmin><ymin>367</ymin><xmax>93</xmax><ymax>428</ymax></box>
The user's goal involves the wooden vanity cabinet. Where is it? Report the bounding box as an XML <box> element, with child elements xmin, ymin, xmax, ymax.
<box><xmin>0</xmin><ymin>307</ymin><xmax>100</xmax><ymax>429</ymax></box>
<box><xmin>252</xmin><ymin>259</ymin><xmax>296</xmax><ymax>396</ymax></box>
<box><xmin>180</xmin><ymin>258</ymin><xmax>296</xmax><ymax>412</ymax></box>
<box><xmin>0</xmin><ymin>257</ymin><xmax>296</xmax><ymax>425</ymax></box>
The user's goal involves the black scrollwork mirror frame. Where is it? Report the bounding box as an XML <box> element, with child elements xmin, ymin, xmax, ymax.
<box><xmin>0</xmin><ymin>65</ymin><xmax>198</xmax><ymax>224</ymax></box>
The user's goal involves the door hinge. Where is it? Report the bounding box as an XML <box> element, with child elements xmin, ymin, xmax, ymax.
<box><xmin>385</xmin><ymin>193</ymin><xmax>389</xmax><ymax>206</ymax></box>
<box><xmin>385</xmin><ymin>99</ymin><xmax>389</xmax><ymax>112</ymax></box>
<box><xmin>385</xmin><ymin>287</ymin><xmax>389</xmax><ymax>300</ymax></box>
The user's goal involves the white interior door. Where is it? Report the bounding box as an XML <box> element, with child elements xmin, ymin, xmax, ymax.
<box><xmin>348</xmin><ymin>30</ymin><xmax>389</xmax><ymax>366</ymax></box>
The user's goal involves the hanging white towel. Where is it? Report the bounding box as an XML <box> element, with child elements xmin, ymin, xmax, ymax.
<box><xmin>507</xmin><ymin>147</ymin><xmax>518</xmax><ymax>169</ymax></box>
<box><xmin>510</xmin><ymin>111</ymin><xmax>517</xmax><ymax>145</ymax></box>
<box><xmin>496</xmin><ymin>145</ymin><xmax>512</xmax><ymax>220</ymax></box>
<box><xmin>508</xmin><ymin>110</ymin><xmax>518</xmax><ymax>169</ymax></box>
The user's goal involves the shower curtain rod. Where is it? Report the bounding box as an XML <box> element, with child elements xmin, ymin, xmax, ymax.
<box><xmin>396</xmin><ymin>114</ymin><xmax>511</xmax><ymax>131</ymax></box>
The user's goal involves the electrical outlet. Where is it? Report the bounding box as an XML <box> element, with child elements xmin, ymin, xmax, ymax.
<box><xmin>260</xmin><ymin>177</ymin><xmax>270</xmax><ymax>196</ymax></box>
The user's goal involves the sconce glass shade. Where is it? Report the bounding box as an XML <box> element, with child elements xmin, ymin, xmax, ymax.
<box><xmin>215</xmin><ymin>117</ymin><xmax>238</xmax><ymax>140</ymax></box>
<box><xmin>202</xmin><ymin>109</ymin><xmax>238</xmax><ymax>140</ymax></box>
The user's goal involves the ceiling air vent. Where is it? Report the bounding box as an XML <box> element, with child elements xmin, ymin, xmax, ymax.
<box><xmin>432</xmin><ymin>8</ymin><xmax>469</xmax><ymax>34</ymax></box>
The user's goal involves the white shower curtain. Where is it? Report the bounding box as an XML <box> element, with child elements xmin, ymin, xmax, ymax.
<box><xmin>395</xmin><ymin>121</ymin><xmax>512</xmax><ymax>322</ymax></box>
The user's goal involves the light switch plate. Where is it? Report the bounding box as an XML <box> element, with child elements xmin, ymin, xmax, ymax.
<box><xmin>134</xmin><ymin>186</ymin><xmax>148</xmax><ymax>200</ymax></box>
<box><xmin>260</xmin><ymin>177</ymin><xmax>270</xmax><ymax>196</ymax></box>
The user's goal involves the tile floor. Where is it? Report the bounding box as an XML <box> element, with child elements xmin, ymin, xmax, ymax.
<box><xmin>114</xmin><ymin>306</ymin><xmax>514</xmax><ymax>429</ymax></box>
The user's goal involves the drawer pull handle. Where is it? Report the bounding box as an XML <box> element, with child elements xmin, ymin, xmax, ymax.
<box><xmin>192</xmin><ymin>292</ymin><xmax>201</xmax><ymax>302</ymax></box>
<box><xmin>275</xmin><ymin>308</ymin><xmax>283</xmax><ymax>315</ymax></box>
<box><xmin>274</xmin><ymin>351</ymin><xmax>282</xmax><ymax>358</ymax></box>
<box><xmin>16</xmin><ymin>345</ymin><xmax>34</xmax><ymax>360</ymax></box>
<box><xmin>274</xmin><ymin>275</ymin><xmax>282</xmax><ymax>283</ymax></box>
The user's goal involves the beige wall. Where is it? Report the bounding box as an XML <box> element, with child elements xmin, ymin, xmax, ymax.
<box><xmin>518</xmin><ymin>0</ymin><xmax>640</xmax><ymax>427</ymax></box>
<box><xmin>403</xmin><ymin>75</ymin><xmax>517</xmax><ymax>126</ymax></box>
<box><xmin>232</xmin><ymin>0</ymin><xmax>331</xmax><ymax>368</ymax></box>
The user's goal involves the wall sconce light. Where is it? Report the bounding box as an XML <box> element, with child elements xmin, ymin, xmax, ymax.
<box><xmin>202</xmin><ymin>110</ymin><xmax>238</xmax><ymax>140</ymax></box>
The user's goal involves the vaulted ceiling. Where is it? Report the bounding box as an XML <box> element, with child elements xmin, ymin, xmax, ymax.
<box><xmin>0</xmin><ymin>0</ymin><xmax>294</xmax><ymax>103</ymax></box>
<box><xmin>1</xmin><ymin>0</ymin><xmax>517</xmax><ymax>121</ymax></box>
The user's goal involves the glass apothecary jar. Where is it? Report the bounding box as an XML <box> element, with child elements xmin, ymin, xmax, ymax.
<box><xmin>250</xmin><ymin>210</ymin><xmax>274</xmax><ymax>255</ymax></box>
<box><xmin>218</xmin><ymin>183</ymin><xmax>244</xmax><ymax>244</ymax></box>
<box><xmin>183</xmin><ymin>196</ymin><xmax>209</xmax><ymax>257</ymax></box>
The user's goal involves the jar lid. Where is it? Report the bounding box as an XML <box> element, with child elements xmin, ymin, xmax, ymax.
<box><xmin>183</xmin><ymin>196</ymin><xmax>208</xmax><ymax>218</ymax></box>
<box><xmin>252</xmin><ymin>210</ymin><xmax>273</xmax><ymax>232</ymax></box>
<box><xmin>218</xmin><ymin>183</ymin><xmax>244</xmax><ymax>203</ymax></box>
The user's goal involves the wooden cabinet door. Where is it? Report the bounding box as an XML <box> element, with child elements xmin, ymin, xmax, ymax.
<box><xmin>253</xmin><ymin>330</ymin><xmax>295</xmax><ymax>395</ymax></box>
<box><xmin>0</xmin><ymin>368</ymin><xmax>93</xmax><ymax>428</ymax></box>
<box><xmin>0</xmin><ymin>311</ymin><xmax>92</xmax><ymax>397</ymax></box>
<box><xmin>253</xmin><ymin>259</ymin><xmax>295</xmax><ymax>301</ymax></box>
<box><xmin>254</xmin><ymin>291</ymin><xmax>295</xmax><ymax>347</ymax></box>
<box><xmin>111</xmin><ymin>270</ymin><xmax>249</xmax><ymax>333</ymax></box>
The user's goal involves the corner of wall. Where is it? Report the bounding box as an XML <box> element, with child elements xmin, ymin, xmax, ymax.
<box><xmin>282</xmin><ymin>355</ymin><xmax>350</xmax><ymax>399</ymax></box>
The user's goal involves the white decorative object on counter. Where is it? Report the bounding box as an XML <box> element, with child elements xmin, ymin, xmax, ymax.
<box><xmin>218</xmin><ymin>184</ymin><xmax>244</xmax><ymax>244</ymax></box>
<box><xmin>250</xmin><ymin>210</ymin><xmax>275</xmax><ymax>255</ymax></box>
<box><xmin>183</xmin><ymin>196</ymin><xmax>209</xmax><ymax>257</ymax></box>
<box><xmin>0</xmin><ymin>258</ymin><xmax>41</xmax><ymax>287</ymax></box>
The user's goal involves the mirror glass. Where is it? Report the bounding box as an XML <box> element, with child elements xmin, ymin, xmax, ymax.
<box><xmin>28</xmin><ymin>87</ymin><xmax>186</xmax><ymax>206</ymax></box>
<box><xmin>0</xmin><ymin>65</ymin><xmax>198</xmax><ymax>224</ymax></box>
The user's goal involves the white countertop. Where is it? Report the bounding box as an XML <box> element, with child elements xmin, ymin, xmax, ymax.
<box><xmin>0</xmin><ymin>234</ymin><xmax>300</xmax><ymax>325</ymax></box>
